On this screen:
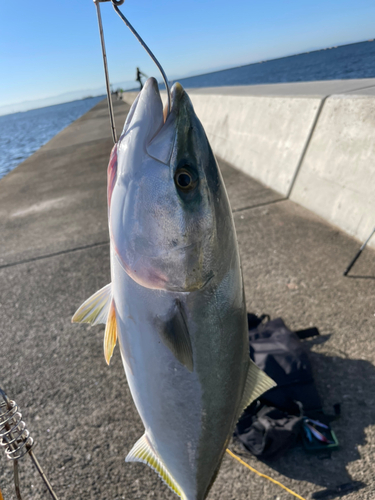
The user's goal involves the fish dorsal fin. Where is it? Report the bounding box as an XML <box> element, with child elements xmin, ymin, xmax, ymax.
<box><xmin>126</xmin><ymin>434</ymin><xmax>186</xmax><ymax>500</ymax></box>
<box><xmin>104</xmin><ymin>299</ymin><xmax>117</xmax><ymax>365</ymax></box>
<box><xmin>158</xmin><ymin>299</ymin><xmax>193</xmax><ymax>372</ymax></box>
<box><xmin>71</xmin><ymin>283</ymin><xmax>112</xmax><ymax>325</ymax></box>
<box><xmin>239</xmin><ymin>360</ymin><xmax>276</xmax><ymax>417</ymax></box>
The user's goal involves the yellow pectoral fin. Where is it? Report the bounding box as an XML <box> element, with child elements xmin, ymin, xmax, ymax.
<box><xmin>104</xmin><ymin>300</ymin><xmax>117</xmax><ymax>365</ymax></box>
<box><xmin>72</xmin><ymin>283</ymin><xmax>112</xmax><ymax>325</ymax></box>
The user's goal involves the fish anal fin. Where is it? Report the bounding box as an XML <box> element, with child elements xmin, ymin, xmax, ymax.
<box><xmin>72</xmin><ymin>283</ymin><xmax>112</xmax><ymax>325</ymax></box>
<box><xmin>126</xmin><ymin>434</ymin><xmax>186</xmax><ymax>500</ymax></box>
<box><xmin>158</xmin><ymin>299</ymin><xmax>193</xmax><ymax>372</ymax></box>
<box><xmin>239</xmin><ymin>360</ymin><xmax>276</xmax><ymax>417</ymax></box>
<box><xmin>104</xmin><ymin>300</ymin><xmax>117</xmax><ymax>365</ymax></box>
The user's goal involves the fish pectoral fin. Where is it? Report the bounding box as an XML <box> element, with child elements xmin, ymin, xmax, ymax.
<box><xmin>126</xmin><ymin>434</ymin><xmax>186</xmax><ymax>500</ymax></box>
<box><xmin>72</xmin><ymin>284</ymin><xmax>117</xmax><ymax>365</ymax></box>
<box><xmin>104</xmin><ymin>299</ymin><xmax>117</xmax><ymax>365</ymax></box>
<box><xmin>72</xmin><ymin>283</ymin><xmax>112</xmax><ymax>325</ymax></box>
<box><xmin>239</xmin><ymin>360</ymin><xmax>276</xmax><ymax>417</ymax></box>
<box><xmin>158</xmin><ymin>299</ymin><xmax>193</xmax><ymax>372</ymax></box>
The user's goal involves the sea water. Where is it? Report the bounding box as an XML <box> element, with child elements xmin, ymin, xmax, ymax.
<box><xmin>0</xmin><ymin>96</ymin><xmax>104</xmax><ymax>180</ymax></box>
<box><xmin>170</xmin><ymin>40</ymin><xmax>375</xmax><ymax>89</ymax></box>
<box><xmin>2</xmin><ymin>40</ymin><xmax>375</xmax><ymax>180</ymax></box>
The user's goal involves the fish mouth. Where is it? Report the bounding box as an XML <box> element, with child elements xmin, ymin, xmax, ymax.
<box><xmin>146</xmin><ymin>80</ymin><xmax>187</xmax><ymax>165</ymax></box>
<box><xmin>119</xmin><ymin>78</ymin><xmax>186</xmax><ymax>164</ymax></box>
<box><xmin>119</xmin><ymin>77</ymin><xmax>164</xmax><ymax>142</ymax></box>
<box><xmin>141</xmin><ymin>78</ymin><xmax>184</xmax><ymax>123</ymax></box>
<box><xmin>119</xmin><ymin>77</ymin><xmax>189</xmax><ymax>166</ymax></box>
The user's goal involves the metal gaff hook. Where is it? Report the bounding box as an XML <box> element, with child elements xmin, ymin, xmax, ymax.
<box><xmin>93</xmin><ymin>0</ymin><xmax>172</xmax><ymax>145</ymax></box>
<box><xmin>111</xmin><ymin>2</ymin><xmax>172</xmax><ymax>115</ymax></box>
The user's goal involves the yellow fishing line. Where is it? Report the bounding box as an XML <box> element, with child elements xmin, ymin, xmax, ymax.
<box><xmin>0</xmin><ymin>487</ymin><xmax>3</xmax><ymax>500</ymax></box>
<box><xmin>226</xmin><ymin>449</ymin><xmax>307</xmax><ymax>500</ymax></box>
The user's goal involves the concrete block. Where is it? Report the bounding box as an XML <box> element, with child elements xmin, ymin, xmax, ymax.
<box><xmin>188</xmin><ymin>93</ymin><xmax>322</xmax><ymax>196</ymax></box>
<box><xmin>290</xmin><ymin>95</ymin><xmax>375</xmax><ymax>248</ymax></box>
<box><xmin>121</xmin><ymin>91</ymin><xmax>139</xmax><ymax>106</ymax></box>
<box><xmin>186</xmin><ymin>78</ymin><xmax>375</xmax><ymax>97</ymax></box>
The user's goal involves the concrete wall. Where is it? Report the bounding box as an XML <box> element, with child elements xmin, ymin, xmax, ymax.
<box><xmin>290</xmin><ymin>94</ymin><xmax>375</xmax><ymax>249</ymax></box>
<box><xmin>121</xmin><ymin>79</ymin><xmax>375</xmax><ymax>248</ymax></box>
<box><xmin>187</xmin><ymin>93</ymin><xmax>321</xmax><ymax>196</ymax></box>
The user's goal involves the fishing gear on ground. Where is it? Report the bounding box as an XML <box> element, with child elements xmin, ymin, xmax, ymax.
<box><xmin>0</xmin><ymin>387</ymin><xmax>60</xmax><ymax>500</ymax></box>
<box><xmin>235</xmin><ymin>316</ymin><xmax>340</xmax><ymax>460</ymax></box>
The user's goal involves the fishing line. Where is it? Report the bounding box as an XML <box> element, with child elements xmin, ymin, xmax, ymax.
<box><xmin>226</xmin><ymin>449</ymin><xmax>307</xmax><ymax>500</ymax></box>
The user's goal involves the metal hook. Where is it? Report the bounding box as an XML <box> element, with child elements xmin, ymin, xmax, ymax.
<box><xmin>93</xmin><ymin>0</ymin><xmax>171</xmax><ymax>144</ymax></box>
<box><xmin>111</xmin><ymin>1</ymin><xmax>172</xmax><ymax>115</ymax></box>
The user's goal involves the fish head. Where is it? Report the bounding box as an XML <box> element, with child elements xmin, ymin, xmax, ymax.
<box><xmin>109</xmin><ymin>77</ymin><xmax>234</xmax><ymax>292</ymax></box>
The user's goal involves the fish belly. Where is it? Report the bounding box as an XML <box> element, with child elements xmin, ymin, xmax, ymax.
<box><xmin>112</xmin><ymin>253</ymin><xmax>248</xmax><ymax>500</ymax></box>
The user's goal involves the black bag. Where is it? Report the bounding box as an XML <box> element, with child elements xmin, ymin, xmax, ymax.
<box><xmin>235</xmin><ymin>317</ymin><xmax>322</xmax><ymax>459</ymax></box>
<box><xmin>248</xmin><ymin>317</ymin><xmax>322</xmax><ymax>415</ymax></box>
<box><xmin>235</xmin><ymin>404</ymin><xmax>303</xmax><ymax>460</ymax></box>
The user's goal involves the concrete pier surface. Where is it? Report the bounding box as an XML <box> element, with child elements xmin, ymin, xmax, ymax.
<box><xmin>0</xmin><ymin>97</ymin><xmax>374</xmax><ymax>500</ymax></box>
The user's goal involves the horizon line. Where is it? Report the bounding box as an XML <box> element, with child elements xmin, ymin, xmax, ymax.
<box><xmin>1</xmin><ymin>37</ymin><xmax>374</xmax><ymax>116</ymax></box>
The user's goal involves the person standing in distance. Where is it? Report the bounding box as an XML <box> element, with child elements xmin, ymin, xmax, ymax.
<box><xmin>136</xmin><ymin>67</ymin><xmax>148</xmax><ymax>90</ymax></box>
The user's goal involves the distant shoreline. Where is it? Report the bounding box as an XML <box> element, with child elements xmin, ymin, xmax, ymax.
<box><xmin>0</xmin><ymin>94</ymin><xmax>106</xmax><ymax>119</ymax></box>
<box><xmin>176</xmin><ymin>38</ymin><xmax>375</xmax><ymax>83</ymax></box>
<box><xmin>3</xmin><ymin>38</ymin><xmax>375</xmax><ymax>111</ymax></box>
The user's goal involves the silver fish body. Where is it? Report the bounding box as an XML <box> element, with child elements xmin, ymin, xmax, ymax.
<box><xmin>73</xmin><ymin>77</ymin><xmax>274</xmax><ymax>500</ymax></box>
<box><xmin>112</xmin><ymin>234</ymin><xmax>247</xmax><ymax>500</ymax></box>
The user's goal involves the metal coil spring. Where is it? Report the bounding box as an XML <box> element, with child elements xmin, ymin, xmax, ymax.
<box><xmin>0</xmin><ymin>389</ymin><xmax>34</xmax><ymax>461</ymax></box>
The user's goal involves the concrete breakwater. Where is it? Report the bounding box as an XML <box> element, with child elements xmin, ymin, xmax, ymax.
<box><xmin>1</xmin><ymin>90</ymin><xmax>375</xmax><ymax>500</ymax></box>
<box><xmin>122</xmin><ymin>79</ymin><xmax>375</xmax><ymax>248</ymax></box>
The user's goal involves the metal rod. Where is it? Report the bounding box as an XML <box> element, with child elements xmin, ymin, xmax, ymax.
<box><xmin>343</xmin><ymin>227</ymin><xmax>375</xmax><ymax>276</ymax></box>
<box><xmin>112</xmin><ymin>2</ymin><xmax>171</xmax><ymax>114</ymax></box>
<box><xmin>14</xmin><ymin>461</ymin><xmax>23</xmax><ymax>500</ymax></box>
<box><xmin>0</xmin><ymin>387</ymin><xmax>60</xmax><ymax>500</ymax></box>
<box><xmin>94</xmin><ymin>0</ymin><xmax>118</xmax><ymax>143</ymax></box>
<box><xmin>27</xmin><ymin>449</ymin><xmax>60</xmax><ymax>500</ymax></box>
<box><xmin>96</xmin><ymin>0</ymin><xmax>124</xmax><ymax>4</ymax></box>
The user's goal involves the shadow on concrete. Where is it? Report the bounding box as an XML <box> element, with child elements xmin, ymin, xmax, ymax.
<box><xmin>236</xmin><ymin>333</ymin><xmax>375</xmax><ymax>497</ymax></box>
<box><xmin>345</xmin><ymin>274</ymin><xmax>375</xmax><ymax>280</ymax></box>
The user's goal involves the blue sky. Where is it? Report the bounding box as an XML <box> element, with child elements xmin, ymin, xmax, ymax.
<box><xmin>1</xmin><ymin>0</ymin><xmax>375</xmax><ymax>113</ymax></box>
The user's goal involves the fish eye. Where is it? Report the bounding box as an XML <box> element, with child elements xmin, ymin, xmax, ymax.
<box><xmin>174</xmin><ymin>167</ymin><xmax>197</xmax><ymax>192</ymax></box>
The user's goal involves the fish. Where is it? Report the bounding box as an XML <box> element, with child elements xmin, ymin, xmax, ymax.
<box><xmin>72</xmin><ymin>77</ymin><xmax>275</xmax><ymax>500</ymax></box>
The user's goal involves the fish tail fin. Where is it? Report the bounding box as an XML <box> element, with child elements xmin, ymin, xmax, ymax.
<box><xmin>126</xmin><ymin>434</ymin><xmax>186</xmax><ymax>500</ymax></box>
